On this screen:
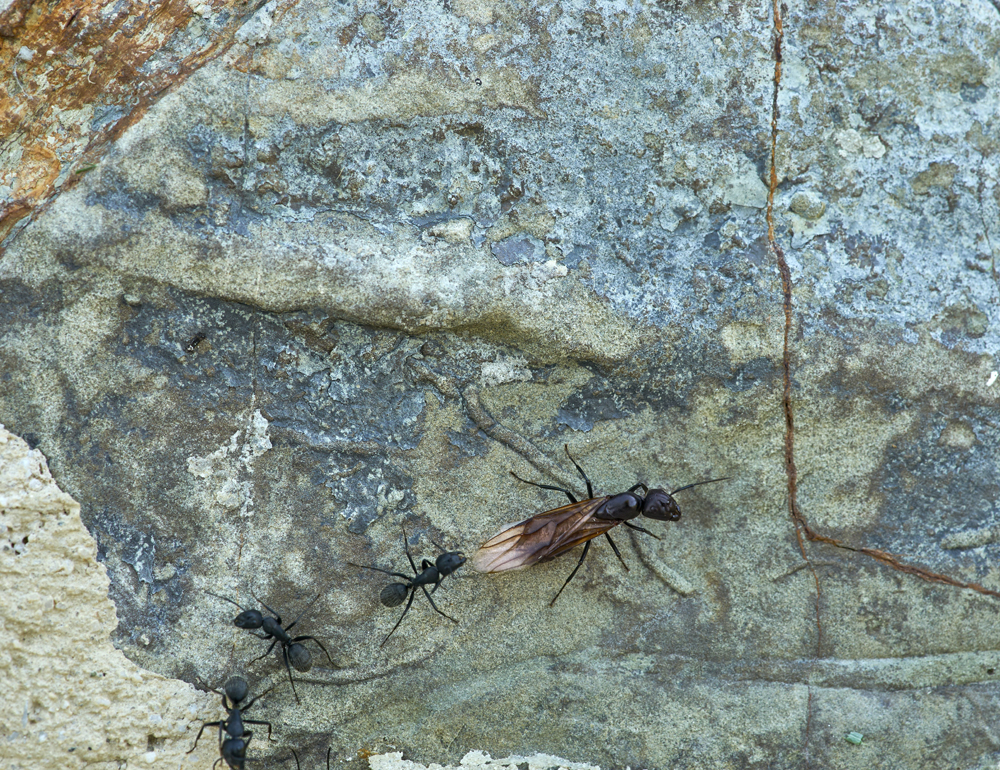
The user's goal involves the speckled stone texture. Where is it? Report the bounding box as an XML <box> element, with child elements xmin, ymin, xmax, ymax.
<box><xmin>0</xmin><ymin>425</ymin><xmax>217</xmax><ymax>768</ymax></box>
<box><xmin>1</xmin><ymin>0</ymin><xmax>999</xmax><ymax>769</ymax></box>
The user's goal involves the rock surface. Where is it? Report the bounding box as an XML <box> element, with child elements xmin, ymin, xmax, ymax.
<box><xmin>1</xmin><ymin>1</ymin><xmax>1000</xmax><ymax>769</ymax></box>
<box><xmin>0</xmin><ymin>425</ymin><xmax>217</xmax><ymax>768</ymax></box>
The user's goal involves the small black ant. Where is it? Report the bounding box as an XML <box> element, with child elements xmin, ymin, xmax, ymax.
<box><xmin>349</xmin><ymin>527</ymin><xmax>466</xmax><ymax>646</ymax></box>
<box><xmin>291</xmin><ymin>747</ymin><xmax>331</xmax><ymax>769</ymax></box>
<box><xmin>184</xmin><ymin>332</ymin><xmax>207</xmax><ymax>352</ymax></box>
<box><xmin>188</xmin><ymin>676</ymin><xmax>273</xmax><ymax>770</ymax></box>
<box><xmin>207</xmin><ymin>591</ymin><xmax>334</xmax><ymax>703</ymax></box>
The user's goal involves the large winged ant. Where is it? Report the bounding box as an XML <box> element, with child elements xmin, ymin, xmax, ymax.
<box><xmin>471</xmin><ymin>445</ymin><xmax>727</xmax><ymax>604</ymax></box>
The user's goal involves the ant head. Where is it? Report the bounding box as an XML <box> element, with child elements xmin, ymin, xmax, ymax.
<box><xmin>601</xmin><ymin>492</ymin><xmax>641</xmax><ymax>521</ymax></box>
<box><xmin>641</xmin><ymin>489</ymin><xmax>681</xmax><ymax>521</ymax></box>
<box><xmin>233</xmin><ymin>610</ymin><xmax>264</xmax><ymax>630</ymax></box>
<box><xmin>380</xmin><ymin>582</ymin><xmax>408</xmax><ymax>608</ymax></box>
<box><xmin>435</xmin><ymin>551</ymin><xmax>466</xmax><ymax>576</ymax></box>
<box><xmin>288</xmin><ymin>642</ymin><xmax>313</xmax><ymax>672</ymax></box>
<box><xmin>223</xmin><ymin>676</ymin><xmax>249</xmax><ymax>704</ymax></box>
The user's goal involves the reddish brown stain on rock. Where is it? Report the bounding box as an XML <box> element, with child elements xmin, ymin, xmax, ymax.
<box><xmin>0</xmin><ymin>0</ymin><xmax>274</xmax><ymax>241</ymax></box>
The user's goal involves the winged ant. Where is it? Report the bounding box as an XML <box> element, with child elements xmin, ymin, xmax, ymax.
<box><xmin>471</xmin><ymin>445</ymin><xmax>727</xmax><ymax>604</ymax></box>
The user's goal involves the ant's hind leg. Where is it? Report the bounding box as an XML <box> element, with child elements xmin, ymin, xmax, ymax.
<box><xmin>243</xmin><ymin>719</ymin><xmax>274</xmax><ymax>742</ymax></box>
<box><xmin>294</xmin><ymin>635</ymin><xmax>335</xmax><ymax>665</ymax></box>
<box><xmin>281</xmin><ymin>645</ymin><xmax>301</xmax><ymax>704</ymax></box>
<box><xmin>349</xmin><ymin>563</ymin><xmax>412</xmax><ymax>581</ymax></box>
<box><xmin>550</xmin><ymin>540</ymin><xmax>592</xmax><ymax>606</ymax></box>
<box><xmin>603</xmin><ymin>533</ymin><xmax>630</xmax><ymax>572</ymax></box>
<box><xmin>509</xmin><ymin>471</ymin><xmax>579</xmax><ymax>504</ymax></box>
<box><xmin>186</xmin><ymin>721</ymin><xmax>223</xmax><ymax>753</ymax></box>
<box><xmin>381</xmin><ymin>589</ymin><xmax>417</xmax><ymax>647</ymax></box>
<box><xmin>401</xmin><ymin>525</ymin><xmax>420</xmax><ymax>574</ymax></box>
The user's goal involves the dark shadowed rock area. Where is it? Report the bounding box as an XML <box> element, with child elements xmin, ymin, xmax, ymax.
<box><xmin>2</xmin><ymin>1</ymin><xmax>999</xmax><ymax>768</ymax></box>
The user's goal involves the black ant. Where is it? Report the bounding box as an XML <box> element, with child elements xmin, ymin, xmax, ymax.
<box><xmin>349</xmin><ymin>527</ymin><xmax>466</xmax><ymax>646</ymax></box>
<box><xmin>207</xmin><ymin>590</ymin><xmax>334</xmax><ymax>703</ymax></box>
<box><xmin>188</xmin><ymin>676</ymin><xmax>273</xmax><ymax>770</ymax></box>
<box><xmin>291</xmin><ymin>747</ymin><xmax>331</xmax><ymax>769</ymax></box>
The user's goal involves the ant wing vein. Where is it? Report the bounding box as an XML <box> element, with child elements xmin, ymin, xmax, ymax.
<box><xmin>471</xmin><ymin>497</ymin><xmax>610</xmax><ymax>572</ymax></box>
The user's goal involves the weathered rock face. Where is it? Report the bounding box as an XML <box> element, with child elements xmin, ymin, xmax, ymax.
<box><xmin>0</xmin><ymin>0</ymin><xmax>265</xmax><ymax>241</ymax></box>
<box><xmin>1</xmin><ymin>0</ymin><xmax>999</xmax><ymax>768</ymax></box>
<box><xmin>0</xmin><ymin>425</ymin><xmax>217</xmax><ymax>768</ymax></box>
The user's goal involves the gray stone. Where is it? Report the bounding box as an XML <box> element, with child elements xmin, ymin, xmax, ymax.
<box><xmin>789</xmin><ymin>191</ymin><xmax>826</xmax><ymax>221</ymax></box>
<box><xmin>2</xmin><ymin>1</ymin><xmax>1000</xmax><ymax>769</ymax></box>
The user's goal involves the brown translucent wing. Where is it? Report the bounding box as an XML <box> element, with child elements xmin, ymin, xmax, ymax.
<box><xmin>471</xmin><ymin>497</ymin><xmax>613</xmax><ymax>573</ymax></box>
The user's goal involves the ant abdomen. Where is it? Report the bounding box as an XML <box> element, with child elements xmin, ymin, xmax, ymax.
<box><xmin>380</xmin><ymin>583</ymin><xmax>408</xmax><ymax>607</ymax></box>
<box><xmin>287</xmin><ymin>643</ymin><xmax>313</xmax><ymax>672</ymax></box>
<box><xmin>223</xmin><ymin>676</ymin><xmax>249</xmax><ymax>703</ymax></box>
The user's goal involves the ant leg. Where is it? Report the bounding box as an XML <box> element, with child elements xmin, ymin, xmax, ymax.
<box><xmin>241</xmin><ymin>683</ymin><xmax>275</xmax><ymax>710</ymax></box>
<box><xmin>380</xmin><ymin>588</ymin><xmax>417</xmax><ymax>647</ymax></box>
<box><xmin>627</xmin><ymin>482</ymin><xmax>648</xmax><ymax>495</ymax></box>
<box><xmin>401</xmin><ymin>526</ymin><xmax>420</xmax><ymax>575</ymax></box>
<box><xmin>347</xmin><ymin>562</ymin><xmax>412</xmax><ymax>581</ymax></box>
<box><xmin>509</xmin><ymin>471</ymin><xmax>579</xmax><ymax>504</ymax></box>
<box><xmin>550</xmin><ymin>540</ymin><xmax>592</xmax><ymax>606</ymax></box>
<box><xmin>292</xmin><ymin>749</ymin><xmax>301</xmax><ymax>770</ymax></box>
<box><xmin>284</xmin><ymin>593</ymin><xmax>322</xmax><ymax>633</ymax></box>
<box><xmin>563</xmin><ymin>444</ymin><xmax>594</xmax><ymax>498</ymax></box>
<box><xmin>421</xmin><ymin>585</ymin><xmax>458</xmax><ymax>623</ymax></box>
<box><xmin>192</xmin><ymin>675</ymin><xmax>220</xmax><ymax>696</ymax></box>
<box><xmin>243</xmin><ymin>719</ymin><xmax>274</xmax><ymax>742</ymax></box>
<box><xmin>603</xmin><ymin>533</ymin><xmax>630</xmax><ymax>572</ymax></box>
<box><xmin>281</xmin><ymin>644</ymin><xmax>302</xmax><ymax>704</ymax></box>
<box><xmin>240</xmin><ymin>685</ymin><xmax>274</xmax><ymax>714</ymax></box>
<box><xmin>293</xmin><ymin>635</ymin><xmax>335</xmax><ymax>666</ymax></box>
<box><xmin>186</xmin><ymin>721</ymin><xmax>223</xmax><ymax>753</ymax></box>
<box><xmin>248</xmin><ymin>638</ymin><xmax>279</xmax><ymax>665</ymax></box>
<box><xmin>623</xmin><ymin>521</ymin><xmax>661</xmax><ymax>540</ymax></box>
